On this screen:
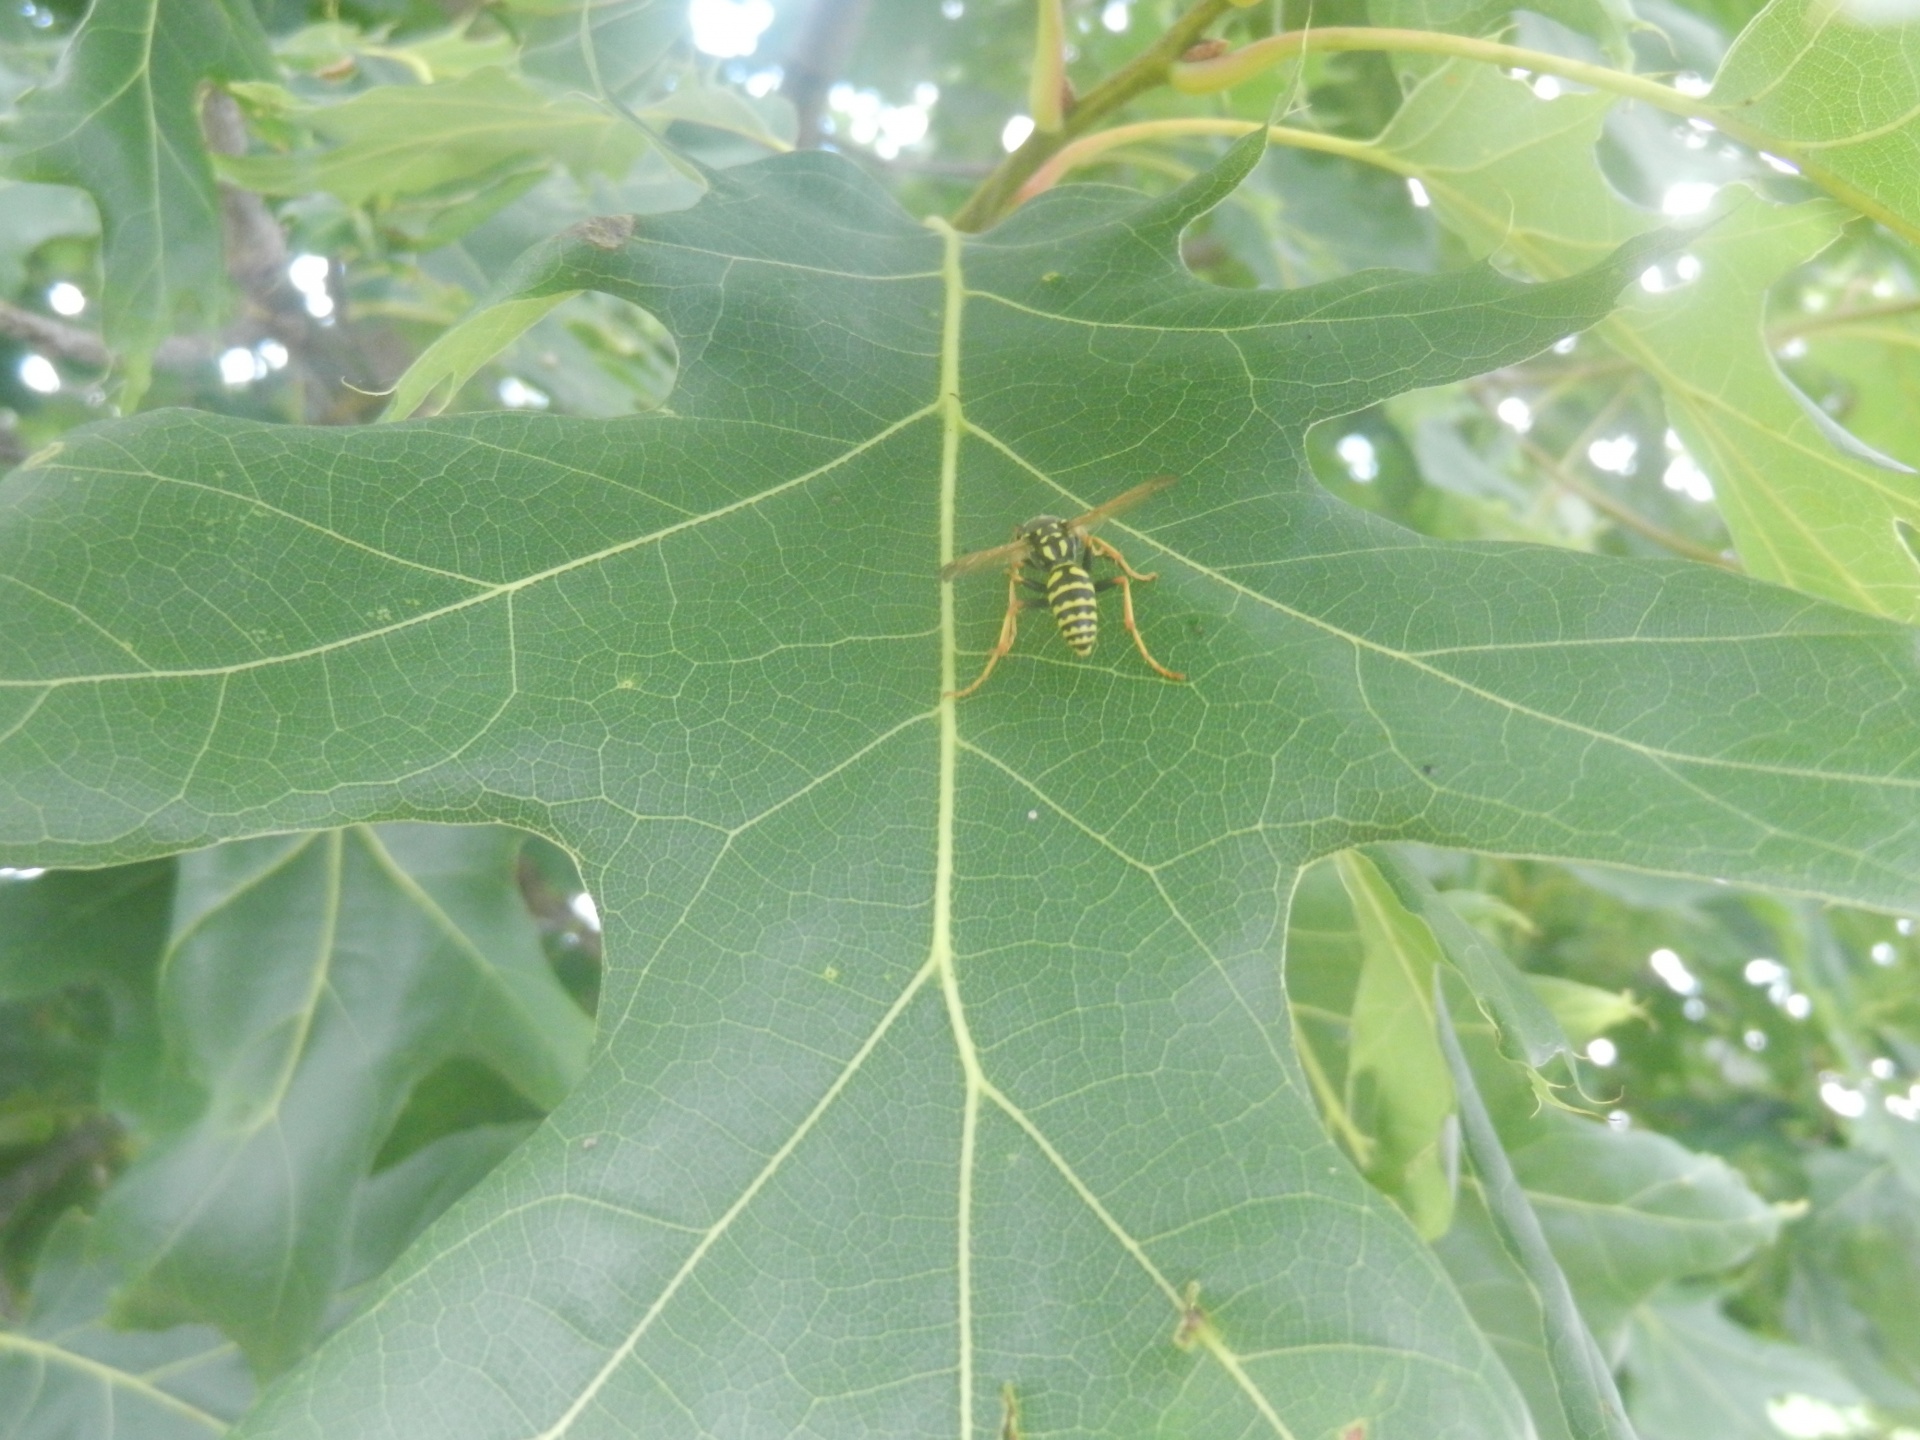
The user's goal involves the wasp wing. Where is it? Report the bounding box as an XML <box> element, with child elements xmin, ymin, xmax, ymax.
<box><xmin>1069</xmin><ymin>474</ymin><xmax>1177</xmax><ymax>533</ymax></box>
<box><xmin>939</xmin><ymin>535</ymin><xmax>1029</xmax><ymax>582</ymax></box>
<box><xmin>941</xmin><ymin>477</ymin><xmax>1176</xmax><ymax>580</ymax></box>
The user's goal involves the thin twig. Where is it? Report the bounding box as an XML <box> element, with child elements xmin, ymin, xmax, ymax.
<box><xmin>1770</xmin><ymin>295</ymin><xmax>1920</xmax><ymax>341</ymax></box>
<box><xmin>1553</xmin><ymin>377</ymin><xmax>1637</xmax><ymax>472</ymax></box>
<box><xmin>205</xmin><ymin>89</ymin><xmax>400</xmax><ymax>422</ymax></box>
<box><xmin>1518</xmin><ymin>433</ymin><xmax>1734</xmax><ymax>566</ymax></box>
<box><xmin>0</xmin><ymin>299</ymin><xmax>110</xmax><ymax>368</ymax></box>
<box><xmin>1509</xmin><ymin>376</ymin><xmax>1734</xmax><ymax>566</ymax></box>
<box><xmin>950</xmin><ymin>0</ymin><xmax>1237</xmax><ymax>232</ymax></box>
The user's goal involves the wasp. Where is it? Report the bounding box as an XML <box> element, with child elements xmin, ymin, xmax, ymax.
<box><xmin>940</xmin><ymin>475</ymin><xmax>1186</xmax><ymax>699</ymax></box>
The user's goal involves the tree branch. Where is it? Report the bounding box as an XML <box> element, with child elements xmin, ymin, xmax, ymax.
<box><xmin>0</xmin><ymin>299</ymin><xmax>110</xmax><ymax>369</ymax></box>
<box><xmin>950</xmin><ymin>0</ymin><xmax>1237</xmax><ymax>233</ymax></box>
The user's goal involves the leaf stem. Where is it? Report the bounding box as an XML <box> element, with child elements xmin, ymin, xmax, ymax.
<box><xmin>1015</xmin><ymin>117</ymin><xmax>1410</xmax><ymax>205</ymax></box>
<box><xmin>1171</xmin><ymin>26</ymin><xmax>1920</xmax><ymax>245</ymax></box>
<box><xmin>1029</xmin><ymin>0</ymin><xmax>1068</xmax><ymax>134</ymax></box>
<box><xmin>1771</xmin><ymin>294</ymin><xmax>1920</xmax><ymax>341</ymax></box>
<box><xmin>950</xmin><ymin>0</ymin><xmax>1237</xmax><ymax>231</ymax></box>
<box><xmin>1174</xmin><ymin>27</ymin><xmax>1691</xmax><ymax>113</ymax></box>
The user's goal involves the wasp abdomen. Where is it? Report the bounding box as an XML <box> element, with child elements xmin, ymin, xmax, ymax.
<box><xmin>1046</xmin><ymin>563</ymin><xmax>1099</xmax><ymax>655</ymax></box>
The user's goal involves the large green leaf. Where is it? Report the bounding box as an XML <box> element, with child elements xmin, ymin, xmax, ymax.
<box><xmin>0</xmin><ymin>0</ymin><xmax>272</xmax><ymax>399</ymax></box>
<box><xmin>4</xmin><ymin>139</ymin><xmax>1920</xmax><ymax>1434</ymax></box>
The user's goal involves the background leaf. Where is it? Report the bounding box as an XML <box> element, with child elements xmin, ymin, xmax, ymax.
<box><xmin>1510</xmin><ymin>1112</ymin><xmax>1782</xmax><ymax>1338</ymax></box>
<box><xmin>216</xmin><ymin>67</ymin><xmax>648</xmax><ymax>205</ymax></box>
<box><xmin>1706</xmin><ymin>0</ymin><xmax>1920</xmax><ymax>241</ymax></box>
<box><xmin>1623</xmin><ymin>1293</ymin><xmax>1863</xmax><ymax>1440</ymax></box>
<box><xmin>1786</xmin><ymin>1152</ymin><xmax>1920</xmax><ymax>1418</ymax></box>
<box><xmin>515</xmin><ymin>0</ymin><xmax>684</xmax><ymax>100</ymax></box>
<box><xmin>93</xmin><ymin>825</ymin><xmax>588</xmax><ymax>1374</ymax></box>
<box><xmin>1373</xmin><ymin>59</ymin><xmax>1920</xmax><ymax>622</ymax></box>
<box><xmin>1436</xmin><ymin>985</ymin><xmax>1633</xmax><ymax>1440</ymax></box>
<box><xmin>0</xmin><ymin>0</ymin><xmax>272</xmax><ymax>397</ymax></box>
<box><xmin>0</xmin><ymin>1213</ymin><xmax>253</xmax><ymax>1438</ymax></box>
<box><xmin>1364</xmin><ymin>844</ymin><xmax>1570</xmax><ymax>1066</ymax></box>
<box><xmin>1336</xmin><ymin>848</ymin><xmax>1458</xmax><ymax>1237</ymax></box>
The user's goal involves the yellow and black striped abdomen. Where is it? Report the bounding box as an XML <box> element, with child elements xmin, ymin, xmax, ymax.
<box><xmin>1045</xmin><ymin>563</ymin><xmax>1099</xmax><ymax>655</ymax></box>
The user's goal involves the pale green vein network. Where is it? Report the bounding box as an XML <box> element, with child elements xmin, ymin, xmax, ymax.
<box><xmin>9</xmin><ymin>119</ymin><xmax>1920</xmax><ymax>1440</ymax></box>
<box><xmin>47</xmin><ymin>455</ymin><xmax>502</xmax><ymax>585</ymax></box>
<box><xmin>956</xmin><ymin>735</ymin><xmax>1302</xmax><ymax>1080</ymax></box>
<box><xmin>519</xmin><ymin>213</ymin><xmax>1313</xmax><ymax>1440</ymax></box>
<box><xmin>944</xmin><ymin>295</ymin><xmax>1909</xmax><ymax>964</ymax></box>
<box><xmin>523</xmin><ymin>950</ymin><xmax>943</xmax><ymax>1440</ymax></box>
<box><xmin>7</xmin><ymin>286</ymin><xmax>1909</xmax><ymax>834</ymax></box>
<box><xmin>961</xmin><ymin>405</ymin><xmax>1918</xmax><ymax>799</ymax></box>
<box><xmin>975</xmin><ymin>1070</ymin><xmax>1302</xmax><ymax>1440</ymax></box>
<box><xmin>0</xmin><ymin>406</ymin><xmax>938</xmax><ymax>690</ymax></box>
<box><xmin>0</xmin><ymin>1331</ymin><xmax>230</xmax><ymax>1433</ymax></box>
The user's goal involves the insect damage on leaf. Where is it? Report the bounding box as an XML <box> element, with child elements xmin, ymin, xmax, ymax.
<box><xmin>1173</xmin><ymin>1280</ymin><xmax>1211</xmax><ymax>1351</ymax></box>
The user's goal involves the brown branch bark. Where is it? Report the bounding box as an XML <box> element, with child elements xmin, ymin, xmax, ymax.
<box><xmin>202</xmin><ymin>89</ymin><xmax>402</xmax><ymax>423</ymax></box>
<box><xmin>0</xmin><ymin>299</ymin><xmax>110</xmax><ymax>368</ymax></box>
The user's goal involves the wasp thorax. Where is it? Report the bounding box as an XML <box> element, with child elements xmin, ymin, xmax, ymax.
<box><xmin>1019</xmin><ymin>517</ymin><xmax>1084</xmax><ymax>568</ymax></box>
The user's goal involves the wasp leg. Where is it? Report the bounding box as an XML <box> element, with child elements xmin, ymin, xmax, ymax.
<box><xmin>1097</xmin><ymin>568</ymin><xmax>1185</xmax><ymax>683</ymax></box>
<box><xmin>950</xmin><ymin>565</ymin><xmax>1031</xmax><ymax>699</ymax></box>
<box><xmin>1088</xmin><ymin>534</ymin><xmax>1158</xmax><ymax>583</ymax></box>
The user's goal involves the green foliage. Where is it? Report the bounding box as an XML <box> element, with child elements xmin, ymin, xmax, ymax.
<box><xmin>1706</xmin><ymin>0</ymin><xmax>1920</xmax><ymax>239</ymax></box>
<box><xmin>217</xmin><ymin>67</ymin><xmax>651</xmax><ymax>205</ymax></box>
<box><xmin>1</xmin><ymin>0</ymin><xmax>273</xmax><ymax>400</ymax></box>
<box><xmin>1</xmin><ymin>0</ymin><xmax>1919</xmax><ymax>1436</ymax></box>
<box><xmin>93</xmin><ymin>826</ymin><xmax>587</xmax><ymax>1374</ymax></box>
<box><xmin>1337</xmin><ymin>849</ymin><xmax>1459</xmax><ymax>1237</ymax></box>
<box><xmin>0</xmin><ymin>1214</ymin><xmax>254</xmax><ymax>1435</ymax></box>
